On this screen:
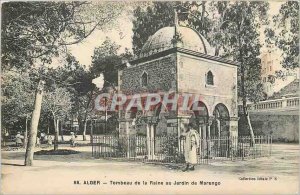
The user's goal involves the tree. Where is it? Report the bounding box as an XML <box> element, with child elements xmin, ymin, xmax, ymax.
<box><xmin>1</xmin><ymin>1</ymin><xmax>124</xmax><ymax>166</ymax></box>
<box><xmin>1</xmin><ymin>2</ymin><xmax>125</xmax><ymax>70</ymax></box>
<box><xmin>90</xmin><ymin>38</ymin><xmax>134</xmax><ymax>135</ymax></box>
<box><xmin>174</xmin><ymin>2</ymin><xmax>229</xmax><ymax>56</ymax></box>
<box><xmin>43</xmin><ymin>87</ymin><xmax>72</xmax><ymax>150</ymax></box>
<box><xmin>1</xmin><ymin>71</ymin><xmax>35</xmax><ymax>146</ymax></box>
<box><xmin>91</xmin><ymin>37</ymin><xmax>132</xmax><ymax>87</ymax></box>
<box><xmin>176</xmin><ymin>2</ymin><xmax>213</xmax><ymax>39</ymax></box>
<box><xmin>265</xmin><ymin>1</ymin><xmax>299</xmax><ymax>70</ymax></box>
<box><xmin>211</xmin><ymin>2</ymin><xmax>269</xmax><ymax>144</ymax></box>
<box><xmin>60</xmin><ymin>54</ymin><xmax>97</xmax><ymax>141</ymax></box>
<box><xmin>132</xmin><ymin>2</ymin><xmax>175</xmax><ymax>56</ymax></box>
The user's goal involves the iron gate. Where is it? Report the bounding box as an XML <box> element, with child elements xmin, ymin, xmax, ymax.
<box><xmin>91</xmin><ymin>135</ymin><xmax>272</xmax><ymax>164</ymax></box>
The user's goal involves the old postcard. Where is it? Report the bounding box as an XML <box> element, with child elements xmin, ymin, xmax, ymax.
<box><xmin>1</xmin><ymin>1</ymin><xmax>299</xmax><ymax>194</ymax></box>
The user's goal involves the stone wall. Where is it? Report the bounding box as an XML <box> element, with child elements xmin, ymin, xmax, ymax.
<box><xmin>119</xmin><ymin>54</ymin><xmax>177</xmax><ymax>94</ymax></box>
<box><xmin>239</xmin><ymin>114</ymin><xmax>299</xmax><ymax>142</ymax></box>
<box><xmin>177</xmin><ymin>53</ymin><xmax>238</xmax><ymax>117</ymax></box>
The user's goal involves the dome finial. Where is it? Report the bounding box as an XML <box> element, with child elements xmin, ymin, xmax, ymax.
<box><xmin>174</xmin><ymin>9</ymin><xmax>179</xmax><ymax>27</ymax></box>
<box><xmin>173</xmin><ymin>8</ymin><xmax>179</xmax><ymax>47</ymax></box>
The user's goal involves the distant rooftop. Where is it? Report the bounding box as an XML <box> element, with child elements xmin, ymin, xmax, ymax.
<box><xmin>270</xmin><ymin>79</ymin><xmax>299</xmax><ymax>99</ymax></box>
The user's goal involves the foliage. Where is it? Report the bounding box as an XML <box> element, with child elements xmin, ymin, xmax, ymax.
<box><xmin>1</xmin><ymin>72</ymin><xmax>35</xmax><ymax>130</ymax></box>
<box><xmin>55</xmin><ymin>54</ymin><xmax>96</xmax><ymax>127</ymax></box>
<box><xmin>132</xmin><ymin>2</ymin><xmax>176</xmax><ymax>56</ymax></box>
<box><xmin>211</xmin><ymin>2</ymin><xmax>269</xmax><ymax>102</ymax></box>
<box><xmin>43</xmin><ymin>87</ymin><xmax>72</xmax><ymax>119</ymax></box>
<box><xmin>265</xmin><ymin>1</ymin><xmax>299</xmax><ymax>70</ymax></box>
<box><xmin>91</xmin><ymin>37</ymin><xmax>133</xmax><ymax>88</ymax></box>
<box><xmin>1</xmin><ymin>1</ymin><xmax>125</xmax><ymax>165</ymax></box>
<box><xmin>1</xmin><ymin>1</ymin><xmax>125</xmax><ymax>137</ymax></box>
<box><xmin>161</xmin><ymin>137</ymin><xmax>185</xmax><ymax>163</ymax></box>
<box><xmin>1</xmin><ymin>1</ymin><xmax>124</xmax><ymax>71</ymax></box>
<box><xmin>177</xmin><ymin>2</ymin><xmax>214</xmax><ymax>43</ymax></box>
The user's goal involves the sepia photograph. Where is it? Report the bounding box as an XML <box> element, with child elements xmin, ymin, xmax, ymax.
<box><xmin>1</xmin><ymin>1</ymin><xmax>299</xmax><ymax>194</ymax></box>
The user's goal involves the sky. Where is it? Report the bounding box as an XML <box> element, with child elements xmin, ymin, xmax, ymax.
<box><xmin>68</xmin><ymin>12</ymin><xmax>134</xmax><ymax>88</ymax></box>
<box><xmin>67</xmin><ymin>9</ymin><xmax>134</xmax><ymax>67</ymax></box>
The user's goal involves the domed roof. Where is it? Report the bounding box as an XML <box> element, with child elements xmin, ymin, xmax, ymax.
<box><xmin>139</xmin><ymin>26</ymin><xmax>214</xmax><ymax>58</ymax></box>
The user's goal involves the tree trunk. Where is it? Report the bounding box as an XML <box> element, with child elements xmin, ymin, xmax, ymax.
<box><xmin>240</xmin><ymin>64</ymin><xmax>255</xmax><ymax>146</ymax></box>
<box><xmin>25</xmin><ymin>80</ymin><xmax>44</xmax><ymax>166</ymax></box>
<box><xmin>60</xmin><ymin>120</ymin><xmax>64</xmax><ymax>141</ymax></box>
<box><xmin>24</xmin><ymin>115</ymin><xmax>28</xmax><ymax>147</ymax></box>
<box><xmin>83</xmin><ymin>120</ymin><xmax>87</xmax><ymax>141</ymax></box>
<box><xmin>56</xmin><ymin>119</ymin><xmax>59</xmax><ymax>144</ymax></box>
<box><xmin>243</xmin><ymin>105</ymin><xmax>255</xmax><ymax>146</ymax></box>
<box><xmin>53</xmin><ymin>115</ymin><xmax>59</xmax><ymax>151</ymax></box>
<box><xmin>90</xmin><ymin>120</ymin><xmax>93</xmax><ymax>144</ymax></box>
<box><xmin>82</xmin><ymin>89</ymin><xmax>95</xmax><ymax>140</ymax></box>
<box><xmin>215</xmin><ymin>46</ymin><xmax>220</xmax><ymax>56</ymax></box>
<box><xmin>78</xmin><ymin>116</ymin><xmax>82</xmax><ymax>135</ymax></box>
<box><xmin>47</xmin><ymin>119</ymin><xmax>50</xmax><ymax>134</ymax></box>
<box><xmin>238</xmin><ymin>25</ymin><xmax>255</xmax><ymax>146</ymax></box>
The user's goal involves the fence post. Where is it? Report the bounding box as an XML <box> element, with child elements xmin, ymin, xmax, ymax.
<box><xmin>96</xmin><ymin>136</ymin><xmax>98</xmax><ymax>158</ymax></box>
<box><xmin>127</xmin><ymin>135</ymin><xmax>130</xmax><ymax>159</ymax></box>
<box><xmin>253</xmin><ymin>136</ymin><xmax>256</xmax><ymax>159</ymax></box>
<box><xmin>267</xmin><ymin>135</ymin><xmax>270</xmax><ymax>157</ymax></box>
<box><xmin>100</xmin><ymin>136</ymin><xmax>101</xmax><ymax>158</ymax></box>
<box><xmin>270</xmin><ymin>136</ymin><xmax>272</xmax><ymax>156</ymax></box>
<box><xmin>230</xmin><ymin>136</ymin><xmax>233</xmax><ymax>161</ymax></box>
<box><xmin>91</xmin><ymin>135</ymin><xmax>94</xmax><ymax>157</ymax></box>
<box><xmin>260</xmin><ymin>136</ymin><xmax>262</xmax><ymax>157</ymax></box>
<box><xmin>109</xmin><ymin>136</ymin><xmax>112</xmax><ymax>158</ymax></box>
<box><xmin>242</xmin><ymin>137</ymin><xmax>244</xmax><ymax>160</ymax></box>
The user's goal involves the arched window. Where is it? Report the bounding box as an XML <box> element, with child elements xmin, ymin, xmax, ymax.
<box><xmin>141</xmin><ymin>72</ymin><xmax>148</xmax><ymax>87</ymax></box>
<box><xmin>206</xmin><ymin>71</ymin><xmax>214</xmax><ymax>85</ymax></box>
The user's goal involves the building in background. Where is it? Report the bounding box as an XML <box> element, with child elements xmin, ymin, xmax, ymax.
<box><xmin>261</xmin><ymin>47</ymin><xmax>299</xmax><ymax>98</ymax></box>
<box><xmin>237</xmin><ymin>47</ymin><xmax>299</xmax><ymax>142</ymax></box>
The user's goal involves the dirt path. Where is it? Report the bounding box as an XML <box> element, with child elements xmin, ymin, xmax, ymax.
<box><xmin>1</xmin><ymin>144</ymin><xmax>298</xmax><ymax>194</ymax></box>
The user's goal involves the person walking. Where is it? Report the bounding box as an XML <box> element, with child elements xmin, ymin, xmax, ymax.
<box><xmin>15</xmin><ymin>132</ymin><xmax>24</xmax><ymax>147</ymax></box>
<box><xmin>36</xmin><ymin>136</ymin><xmax>41</xmax><ymax>147</ymax></box>
<box><xmin>47</xmin><ymin>135</ymin><xmax>53</xmax><ymax>146</ymax></box>
<box><xmin>40</xmin><ymin>132</ymin><xmax>46</xmax><ymax>143</ymax></box>
<box><xmin>182</xmin><ymin>123</ymin><xmax>200</xmax><ymax>172</ymax></box>
<box><xmin>70</xmin><ymin>132</ymin><xmax>76</xmax><ymax>147</ymax></box>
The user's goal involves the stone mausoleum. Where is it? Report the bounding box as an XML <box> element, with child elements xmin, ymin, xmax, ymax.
<box><xmin>117</xmin><ymin>23</ymin><xmax>239</xmax><ymax>145</ymax></box>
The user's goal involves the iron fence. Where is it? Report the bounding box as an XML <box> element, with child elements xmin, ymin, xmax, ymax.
<box><xmin>91</xmin><ymin>135</ymin><xmax>272</xmax><ymax>164</ymax></box>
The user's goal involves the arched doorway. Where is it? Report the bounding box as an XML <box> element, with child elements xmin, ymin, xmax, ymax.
<box><xmin>212</xmin><ymin>103</ymin><xmax>230</xmax><ymax>138</ymax></box>
<box><xmin>143</xmin><ymin>103</ymin><xmax>164</xmax><ymax>160</ymax></box>
<box><xmin>189</xmin><ymin>101</ymin><xmax>209</xmax><ymax>159</ymax></box>
<box><xmin>125</xmin><ymin>107</ymin><xmax>144</xmax><ymax>136</ymax></box>
<box><xmin>190</xmin><ymin>101</ymin><xmax>209</xmax><ymax>139</ymax></box>
<box><xmin>212</xmin><ymin>103</ymin><xmax>230</xmax><ymax>157</ymax></box>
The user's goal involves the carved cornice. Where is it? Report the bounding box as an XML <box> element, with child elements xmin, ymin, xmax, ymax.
<box><xmin>117</xmin><ymin>47</ymin><xmax>239</xmax><ymax>69</ymax></box>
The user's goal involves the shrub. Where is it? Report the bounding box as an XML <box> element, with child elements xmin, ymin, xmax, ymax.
<box><xmin>34</xmin><ymin>149</ymin><xmax>80</xmax><ymax>155</ymax></box>
<box><xmin>161</xmin><ymin>137</ymin><xmax>185</xmax><ymax>163</ymax></box>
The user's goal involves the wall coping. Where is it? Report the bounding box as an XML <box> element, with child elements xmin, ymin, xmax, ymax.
<box><xmin>117</xmin><ymin>47</ymin><xmax>239</xmax><ymax>69</ymax></box>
